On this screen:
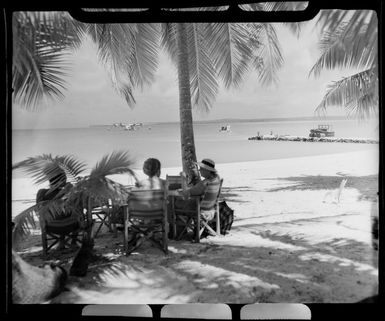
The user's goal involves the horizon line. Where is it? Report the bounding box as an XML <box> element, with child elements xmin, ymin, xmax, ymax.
<box><xmin>13</xmin><ymin>115</ymin><xmax>375</xmax><ymax>130</ymax></box>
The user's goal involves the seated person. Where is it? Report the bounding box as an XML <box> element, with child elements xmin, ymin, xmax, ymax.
<box><xmin>176</xmin><ymin>158</ymin><xmax>221</xmax><ymax>221</ymax></box>
<box><xmin>111</xmin><ymin>158</ymin><xmax>166</xmax><ymax>228</ymax></box>
<box><xmin>36</xmin><ymin>172</ymin><xmax>79</xmax><ymax>250</ymax></box>
<box><xmin>36</xmin><ymin>172</ymin><xmax>71</xmax><ymax>203</ymax></box>
<box><xmin>135</xmin><ymin>158</ymin><xmax>166</xmax><ymax>190</ymax></box>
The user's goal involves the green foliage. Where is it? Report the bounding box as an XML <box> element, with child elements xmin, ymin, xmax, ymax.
<box><xmin>12</xmin><ymin>151</ymin><xmax>135</xmax><ymax>247</ymax></box>
<box><xmin>311</xmin><ymin>10</ymin><xmax>378</xmax><ymax>118</ymax></box>
<box><xmin>12</xmin><ymin>12</ymin><xmax>84</xmax><ymax>110</ymax></box>
<box><xmin>13</xmin><ymin>10</ymin><xmax>288</xmax><ymax>113</ymax></box>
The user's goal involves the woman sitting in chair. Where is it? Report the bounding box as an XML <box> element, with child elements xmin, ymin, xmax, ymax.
<box><xmin>111</xmin><ymin>158</ymin><xmax>166</xmax><ymax>230</ymax></box>
<box><xmin>135</xmin><ymin>158</ymin><xmax>166</xmax><ymax>190</ymax></box>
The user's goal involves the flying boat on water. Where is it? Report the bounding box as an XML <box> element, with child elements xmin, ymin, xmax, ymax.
<box><xmin>109</xmin><ymin>122</ymin><xmax>144</xmax><ymax>131</ymax></box>
<box><xmin>219</xmin><ymin>125</ymin><xmax>231</xmax><ymax>132</ymax></box>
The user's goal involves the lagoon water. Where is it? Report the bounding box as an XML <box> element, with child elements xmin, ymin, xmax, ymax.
<box><xmin>11</xmin><ymin>118</ymin><xmax>379</xmax><ymax>215</ymax></box>
<box><xmin>13</xmin><ymin>119</ymin><xmax>379</xmax><ymax>175</ymax></box>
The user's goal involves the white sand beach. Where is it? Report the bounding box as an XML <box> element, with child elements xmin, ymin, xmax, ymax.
<box><xmin>14</xmin><ymin>149</ymin><xmax>379</xmax><ymax>303</ymax></box>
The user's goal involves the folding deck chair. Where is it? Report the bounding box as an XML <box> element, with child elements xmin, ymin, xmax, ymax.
<box><xmin>172</xmin><ymin>178</ymin><xmax>223</xmax><ymax>243</ymax></box>
<box><xmin>122</xmin><ymin>187</ymin><xmax>169</xmax><ymax>255</ymax></box>
<box><xmin>41</xmin><ymin>214</ymin><xmax>83</xmax><ymax>256</ymax></box>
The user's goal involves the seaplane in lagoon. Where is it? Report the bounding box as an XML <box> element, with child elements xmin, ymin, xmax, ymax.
<box><xmin>124</xmin><ymin>124</ymin><xmax>136</xmax><ymax>131</ymax></box>
<box><xmin>219</xmin><ymin>125</ymin><xmax>231</xmax><ymax>132</ymax></box>
<box><xmin>124</xmin><ymin>123</ymin><xmax>144</xmax><ymax>131</ymax></box>
<box><xmin>109</xmin><ymin>122</ymin><xmax>144</xmax><ymax>131</ymax></box>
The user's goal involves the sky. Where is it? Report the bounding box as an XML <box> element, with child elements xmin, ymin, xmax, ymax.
<box><xmin>12</xmin><ymin>16</ymin><xmax>359</xmax><ymax>130</ymax></box>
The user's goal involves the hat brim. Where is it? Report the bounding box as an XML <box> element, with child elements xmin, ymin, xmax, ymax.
<box><xmin>196</xmin><ymin>162</ymin><xmax>217</xmax><ymax>172</ymax></box>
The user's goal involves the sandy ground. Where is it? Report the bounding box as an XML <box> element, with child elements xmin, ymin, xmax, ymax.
<box><xmin>15</xmin><ymin>149</ymin><xmax>379</xmax><ymax>303</ymax></box>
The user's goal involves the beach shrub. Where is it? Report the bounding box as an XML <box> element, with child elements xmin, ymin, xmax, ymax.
<box><xmin>12</xmin><ymin>150</ymin><xmax>136</xmax><ymax>248</ymax></box>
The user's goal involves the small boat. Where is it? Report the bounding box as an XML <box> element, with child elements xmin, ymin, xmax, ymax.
<box><xmin>309</xmin><ymin>124</ymin><xmax>335</xmax><ymax>138</ymax></box>
<box><xmin>220</xmin><ymin>125</ymin><xmax>231</xmax><ymax>132</ymax></box>
<box><xmin>124</xmin><ymin>124</ymin><xmax>136</xmax><ymax>131</ymax></box>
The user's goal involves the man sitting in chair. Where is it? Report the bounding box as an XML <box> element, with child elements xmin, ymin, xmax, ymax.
<box><xmin>176</xmin><ymin>158</ymin><xmax>221</xmax><ymax>222</ymax></box>
<box><xmin>36</xmin><ymin>171</ymin><xmax>79</xmax><ymax>250</ymax></box>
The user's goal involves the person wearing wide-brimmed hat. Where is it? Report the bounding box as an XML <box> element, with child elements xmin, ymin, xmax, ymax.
<box><xmin>175</xmin><ymin>158</ymin><xmax>221</xmax><ymax>213</ymax></box>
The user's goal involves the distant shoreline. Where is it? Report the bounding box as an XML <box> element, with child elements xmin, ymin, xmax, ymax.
<box><xmin>12</xmin><ymin>115</ymin><xmax>377</xmax><ymax>130</ymax></box>
<box><xmin>94</xmin><ymin>115</ymin><xmax>364</xmax><ymax>127</ymax></box>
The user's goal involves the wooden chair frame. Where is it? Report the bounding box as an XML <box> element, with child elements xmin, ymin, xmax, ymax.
<box><xmin>41</xmin><ymin>216</ymin><xmax>83</xmax><ymax>256</ymax></box>
<box><xmin>122</xmin><ymin>187</ymin><xmax>169</xmax><ymax>255</ymax></box>
<box><xmin>171</xmin><ymin>178</ymin><xmax>223</xmax><ymax>243</ymax></box>
<box><xmin>166</xmin><ymin>174</ymin><xmax>185</xmax><ymax>239</ymax></box>
<box><xmin>91</xmin><ymin>200</ymin><xmax>113</xmax><ymax>238</ymax></box>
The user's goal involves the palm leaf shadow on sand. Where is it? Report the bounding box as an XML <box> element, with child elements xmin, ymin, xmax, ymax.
<box><xmin>50</xmin><ymin>228</ymin><xmax>378</xmax><ymax>304</ymax></box>
<box><xmin>262</xmin><ymin>175</ymin><xmax>378</xmax><ymax>201</ymax></box>
<box><xmin>220</xmin><ymin>186</ymin><xmax>255</xmax><ymax>203</ymax></box>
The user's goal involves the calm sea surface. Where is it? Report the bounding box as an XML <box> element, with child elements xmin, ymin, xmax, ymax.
<box><xmin>12</xmin><ymin>119</ymin><xmax>379</xmax><ymax>176</ymax></box>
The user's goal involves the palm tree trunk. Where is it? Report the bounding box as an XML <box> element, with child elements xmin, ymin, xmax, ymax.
<box><xmin>175</xmin><ymin>23</ymin><xmax>200</xmax><ymax>186</ymax></box>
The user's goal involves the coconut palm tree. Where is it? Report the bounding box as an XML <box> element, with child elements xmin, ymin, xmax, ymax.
<box><xmin>74</xmin><ymin>19</ymin><xmax>286</xmax><ymax>184</ymax></box>
<box><xmin>12</xmin><ymin>7</ymin><xmax>293</xmax><ymax>183</ymax></box>
<box><xmin>309</xmin><ymin>10</ymin><xmax>378</xmax><ymax>119</ymax></box>
<box><xmin>12</xmin><ymin>150</ymin><xmax>135</xmax><ymax>248</ymax></box>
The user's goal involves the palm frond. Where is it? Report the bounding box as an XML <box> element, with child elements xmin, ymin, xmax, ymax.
<box><xmin>12</xmin><ymin>12</ymin><xmax>83</xmax><ymax>110</ymax></box>
<box><xmin>205</xmin><ymin>23</ymin><xmax>255</xmax><ymax>89</ymax></box>
<box><xmin>315</xmin><ymin>69</ymin><xmax>378</xmax><ymax>119</ymax></box>
<box><xmin>309</xmin><ymin>21</ymin><xmax>377</xmax><ymax>77</ymax></box>
<box><xmin>85</xmin><ymin>24</ymin><xmax>137</xmax><ymax>107</ymax></box>
<box><xmin>85</xmin><ymin>23</ymin><xmax>160</xmax><ymax>107</ymax></box>
<box><xmin>315</xmin><ymin>10</ymin><xmax>375</xmax><ymax>39</ymax></box>
<box><xmin>12</xmin><ymin>44</ymin><xmax>71</xmax><ymax>109</ymax></box>
<box><xmin>90</xmin><ymin>150</ymin><xmax>136</xmax><ymax>179</ymax></box>
<box><xmin>240</xmin><ymin>2</ymin><xmax>307</xmax><ymax>37</ymax></box>
<box><xmin>12</xmin><ymin>197</ymin><xmax>81</xmax><ymax>247</ymax></box>
<box><xmin>311</xmin><ymin>9</ymin><xmax>378</xmax><ymax>119</ymax></box>
<box><xmin>12</xmin><ymin>203</ymin><xmax>42</xmax><ymax>246</ymax></box>
<box><xmin>130</xmin><ymin>23</ymin><xmax>160</xmax><ymax>88</ymax></box>
<box><xmin>161</xmin><ymin>23</ymin><xmax>178</xmax><ymax>64</ymax></box>
<box><xmin>13</xmin><ymin>154</ymin><xmax>86</xmax><ymax>186</ymax></box>
<box><xmin>38</xmin><ymin>198</ymin><xmax>73</xmax><ymax>222</ymax></box>
<box><xmin>186</xmin><ymin>23</ymin><xmax>218</xmax><ymax>113</ymax></box>
<box><xmin>13</xmin><ymin>12</ymin><xmax>84</xmax><ymax>52</ymax></box>
<box><xmin>261</xmin><ymin>2</ymin><xmax>308</xmax><ymax>37</ymax></box>
<box><xmin>80</xmin><ymin>178</ymin><xmax>131</xmax><ymax>206</ymax></box>
<box><xmin>253</xmin><ymin>24</ymin><xmax>284</xmax><ymax>87</ymax></box>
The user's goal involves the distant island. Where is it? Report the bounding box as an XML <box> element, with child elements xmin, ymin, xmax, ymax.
<box><xmin>89</xmin><ymin>115</ymin><xmax>355</xmax><ymax>127</ymax></box>
<box><xmin>192</xmin><ymin>115</ymin><xmax>351</xmax><ymax>124</ymax></box>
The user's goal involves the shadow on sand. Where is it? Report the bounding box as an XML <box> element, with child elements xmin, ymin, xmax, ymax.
<box><xmin>41</xmin><ymin>227</ymin><xmax>378</xmax><ymax>304</ymax></box>
<box><xmin>260</xmin><ymin>174</ymin><xmax>378</xmax><ymax>201</ymax></box>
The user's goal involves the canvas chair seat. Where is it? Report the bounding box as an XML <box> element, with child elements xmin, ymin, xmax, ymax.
<box><xmin>42</xmin><ymin>215</ymin><xmax>83</xmax><ymax>256</ymax></box>
<box><xmin>121</xmin><ymin>187</ymin><xmax>169</xmax><ymax>255</ymax></box>
<box><xmin>46</xmin><ymin>216</ymin><xmax>80</xmax><ymax>234</ymax></box>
